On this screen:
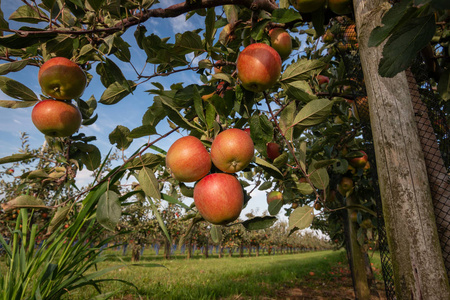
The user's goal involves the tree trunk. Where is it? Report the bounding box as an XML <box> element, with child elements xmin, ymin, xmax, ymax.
<box><xmin>256</xmin><ymin>245</ymin><xmax>260</xmax><ymax>257</ymax></box>
<box><xmin>353</xmin><ymin>0</ymin><xmax>450</xmax><ymax>298</ymax></box>
<box><xmin>346</xmin><ymin>196</ymin><xmax>371</xmax><ymax>300</ymax></box>
<box><xmin>239</xmin><ymin>243</ymin><xmax>244</xmax><ymax>257</ymax></box>
<box><xmin>163</xmin><ymin>237</ymin><xmax>171</xmax><ymax>260</ymax></box>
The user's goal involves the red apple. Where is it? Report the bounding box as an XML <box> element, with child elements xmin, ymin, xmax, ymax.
<box><xmin>236</xmin><ymin>43</ymin><xmax>282</xmax><ymax>93</ymax></box>
<box><xmin>166</xmin><ymin>136</ymin><xmax>211</xmax><ymax>182</ymax></box>
<box><xmin>244</xmin><ymin>128</ymin><xmax>251</xmax><ymax>135</ymax></box>
<box><xmin>328</xmin><ymin>0</ymin><xmax>353</xmax><ymax>15</ymax></box>
<box><xmin>267</xmin><ymin>191</ymin><xmax>282</xmax><ymax>204</ymax></box>
<box><xmin>317</xmin><ymin>74</ymin><xmax>330</xmax><ymax>86</ymax></box>
<box><xmin>193</xmin><ymin>173</ymin><xmax>244</xmax><ymax>225</ymax></box>
<box><xmin>291</xmin><ymin>202</ymin><xmax>299</xmax><ymax>209</ymax></box>
<box><xmin>291</xmin><ymin>0</ymin><xmax>326</xmax><ymax>13</ymax></box>
<box><xmin>266</xmin><ymin>142</ymin><xmax>281</xmax><ymax>160</ymax></box>
<box><xmin>348</xmin><ymin>150</ymin><xmax>368</xmax><ymax>169</ymax></box>
<box><xmin>210</xmin><ymin>128</ymin><xmax>254</xmax><ymax>173</ymax></box>
<box><xmin>269</xmin><ymin>28</ymin><xmax>292</xmax><ymax>60</ymax></box>
<box><xmin>337</xmin><ymin>177</ymin><xmax>354</xmax><ymax>196</ymax></box>
<box><xmin>38</xmin><ymin>57</ymin><xmax>87</xmax><ymax>100</ymax></box>
<box><xmin>31</xmin><ymin>99</ymin><xmax>82</xmax><ymax>137</ymax></box>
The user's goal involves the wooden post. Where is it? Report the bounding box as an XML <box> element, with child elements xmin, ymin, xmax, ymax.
<box><xmin>353</xmin><ymin>0</ymin><xmax>450</xmax><ymax>298</ymax></box>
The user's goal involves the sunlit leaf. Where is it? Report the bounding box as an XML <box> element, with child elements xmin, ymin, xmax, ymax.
<box><xmin>97</xmin><ymin>191</ymin><xmax>121</xmax><ymax>231</ymax></box>
<box><xmin>242</xmin><ymin>216</ymin><xmax>277</xmax><ymax>230</ymax></box>
<box><xmin>288</xmin><ymin>206</ymin><xmax>314</xmax><ymax>231</ymax></box>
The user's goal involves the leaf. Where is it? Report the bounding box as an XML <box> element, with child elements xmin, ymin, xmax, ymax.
<box><xmin>210</xmin><ymin>225</ymin><xmax>222</xmax><ymax>244</ymax></box>
<box><xmin>127</xmin><ymin>153</ymin><xmax>164</xmax><ymax>170</ymax></box>
<box><xmin>268</xmin><ymin>198</ymin><xmax>283</xmax><ymax>216</ymax></box>
<box><xmin>333</xmin><ymin>159</ymin><xmax>349</xmax><ymax>174</ymax></box>
<box><xmin>308</xmin><ymin>161</ymin><xmax>329</xmax><ymax>190</ymax></box>
<box><xmin>288</xmin><ymin>206</ymin><xmax>314</xmax><ymax>231</ymax></box>
<box><xmin>180</xmin><ymin>182</ymin><xmax>194</xmax><ymax>197</ymax></box>
<box><xmin>379</xmin><ymin>14</ymin><xmax>436</xmax><ymax>78</ymax></box>
<box><xmin>160</xmin><ymin>97</ymin><xmax>203</xmax><ymax>133</ymax></box>
<box><xmin>258</xmin><ymin>181</ymin><xmax>272</xmax><ymax>191</ymax></box>
<box><xmin>282</xmin><ymin>81</ymin><xmax>315</xmax><ymax>103</ymax></box>
<box><xmin>9</xmin><ymin>5</ymin><xmax>45</xmax><ymax>24</ymax></box>
<box><xmin>138</xmin><ymin>167</ymin><xmax>161</xmax><ymax>200</ymax></box>
<box><xmin>311</xmin><ymin>8</ymin><xmax>325</xmax><ymax>37</ymax></box>
<box><xmin>81</xmin><ymin>145</ymin><xmax>101</xmax><ymax>171</ymax></box>
<box><xmin>438</xmin><ymin>68</ymin><xmax>450</xmax><ymax>101</ymax></box>
<box><xmin>242</xmin><ymin>216</ymin><xmax>277</xmax><ymax>230</ymax></box>
<box><xmin>0</xmin><ymin>99</ymin><xmax>37</xmax><ymax>108</ymax></box>
<box><xmin>224</xmin><ymin>5</ymin><xmax>238</xmax><ymax>24</ymax></box>
<box><xmin>47</xmin><ymin>206</ymin><xmax>70</xmax><ymax>235</ymax></box>
<box><xmin>250</xmin><ymin>114</ymin><xmax>273</xmax><ymax>156</ymax></box>
<box><xmin>271</xmin><ymin>9</ymin><xmax>301</xmax><ymax>24</ymax></box>
<box><xmin>109</xmin><ymin>125</ymin><xmax>133</xmax><ymax>150</ymax></box>
<box><xmin>291</xmin><ymin>98</ymin><xmax>333</xmax><ymax>128</ymax></box>
<box><xmin>0</xmin><ymin>60</ymin><xmax>28</xmax><ymax>75</ymax></box>
<box><xmin>174</xmin><ymin>31</ymin><xmax>203</xmax><ymax>54</ymax></box>
<box><xmin>129</xmin><ymin>125</ymin><xmax>157</xmax><ymax>139</ymax></box>
<box><xmin>313</xmin><ymin>159</ymin><xmax>339</xmax><ymax>169</ymax></box>
<box><xmin>280</xmin><ymin>59</ymin><xmax>326</xmax><ymax>83</ymax></box>
<box><xmin>97</xmin><ymin>191</ymin><xmax>121</xmax><ymax>231</ymax></box>
<box><xmin>298</xmin><ymin>141</ymin><xmax>307</xmax><ymax>172</ymax></box>
<box><xmin>99</xmin><ymin>81</ymin><xmax>135</xmax><ymax>105</ymax></box>
<box><xmin>297</xmin><ymin>182</ymin><xmax>314</xmax><ymax>195</ymax></box>
<box><xmin>253</xmin><ymin>156</ymin><xmax>283</xmax><ymax>179</ymax></box>
<box><xmin>1</xmin><ymin>195</ymin><xmax>46</xmax><ymax>211</ymax></box>
<box><xmin>87</xmin><ymin>0</ymin><xmax>106</xmax><ymax>11</ymax></box>
<box><xmin>0</xmin><ymin>76</ymin><xmax>38</xmax><ymax>101</ymax></box>
<box><xmin>161</xmin><ymin>193</ymin><xmax>190</xmax><ymax>210</ymax></box>
<box><xmin>279</xmin><ymin>101</ymin><xmax>296</xmax><ymax>140</ymax></box>
<box><xmin>273</xmin><ymin>152</ymin><xmax>289</xmax><ymax>169</ymax></box>
<box><xmin>0</xmin><ymin>29</ymin><xmax>57</xmax><ymax>49</ymax></box>
<box><xmin>0</xmin><ymin>153</ymin><xmax>34</xmax><ymax>164</ymax></box>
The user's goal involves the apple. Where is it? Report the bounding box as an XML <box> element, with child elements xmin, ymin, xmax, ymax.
<box><xmin>322</xmin><ymin>29</ymin><xmax>334</xmax><ymax>43</ymax></box>
<box><xmin>299</xmin><ymin>177</ymin><xmax>307</xmax><ymax>183</ymax></box>
<box><xmin>348</xmin><ymin>150</ymin><xmax>368</xmax><ymax>169</ymax></box>
<box><xmin>328</xmin><ymin>0</ymin><xmax>353</xmax><ymax>15</ymax></box>
<box><xmin>314</xmin><ymin>202</ymin><xmax>322</xmax><ymax>210</ymax></box>
<box><xmin>267</xmin><ymin>191</ymin><xmax>282</xmax><ymax>204</ymax></box>
<box><xmin>290</xmin><ymin>0</ymin><xmax>326</xmax><ymax>13</ymax></box>
<box><xmin>355</xmin><ymin>96</ymin><xmax>369</xmax><ymax>122</ymax></box>
<box><xmin>41</xmin><ymin>212</ymin><xmax>48</xmax><ymax>219</ymax></box>
<box><xmin>166</xmin><ymin>136</ymin><xmax>211</xmax><ymax>182</ymax></box>
<box><xmin>6</xmin><ymin>168</ymin><xmax>14</xmax><ymax>175</ymax></box>
<box><xmin>193</xmin><ymin>173</ymin><xmax>244</xmax><ymax>225</ymax></box>
<box><xmin>31</xmin><ymin>99</ymin><xmax>82</xmax><ymax>137</ymax></box>
<box><xmin>269</xmin><ymin>28</ymin><xmax>292</xmax><ymax>60</ymax></box>
<box><xmin>337</xmin><ymin>176</ymin><xmax>353</xmax><ymax>196</ymax></box>
<box><xmin>291</xmin><ymin>202</ymin><xmax>299</xmax><ymax>209</ymax></box>
<box><xmin>38</xmin><ymin>57</ymin><xmax>87</xmax><ymax>100</ymax></box>
<box><xmin>317</xmin><ymin>74</ymin><xmax>330</xmax><ymax>86</ymax></box>
<box><xmin>349</xmin><ymin>211</ymin><xmax>358</xmax><ymax>223</ymax></box>
<box><xmin>236</xmin><ymin>43</ymin><xmax>282</xmax><ymax>93</ymax></box>
<box><xmin>210</xmin><ymin>128</ymin><xmax>254</xmax><ymax>173</ymax></box>
<box><xmin>266</xmin><ymin>142</ymin><xmax>281</xmax><ymax>160</ymax></box>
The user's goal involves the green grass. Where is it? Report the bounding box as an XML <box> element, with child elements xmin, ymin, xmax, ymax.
<box><xmin>65</xmin><ymin>249</ymin><xmax>350</xmax><ymax>299</ymax></box>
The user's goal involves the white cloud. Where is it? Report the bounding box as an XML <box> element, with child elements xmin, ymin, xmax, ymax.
<box><xmin>75</xmin><ymin>168</ymin><xmax>94</xmax><ymax>188</ymax></box>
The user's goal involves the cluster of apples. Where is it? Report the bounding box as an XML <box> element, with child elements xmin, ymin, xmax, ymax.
<box><xmin>165</xmin><ymin>128</ymin><xmax>254</xmax><ymax>225</ymax></box>
<box><xmin>31</xmin><ymin>57</ymin><xmax>86</xmax><ymax>137</ymax></box>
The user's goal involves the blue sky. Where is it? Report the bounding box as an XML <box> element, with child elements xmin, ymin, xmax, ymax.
<box><xmin>0</xmin><ymin>1</ymin><xmax>313</xmax><ymax>220</ymax></box>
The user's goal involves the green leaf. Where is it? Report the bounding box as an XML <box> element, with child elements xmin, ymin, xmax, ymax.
<box><xmin>298</xmin><ymin>141</ymin><xmax>307</xmax><ymax>172</ymax></box>
<box><xmin>205</xmin><ymin>8</ymin><xmax>216</xmax><ymax>48</ymax></box>
<box><xmin>210</xmin><ymin>225</ymin><xmax>222</xmax><ymax>243</ymax></box>
<box><xmin>333</xmin><ymin>159</ymin><xmax>349</xmax><ymax>174</ymax></box>
<box><xmin>291</xmin><ymin>98</ymin><xmax>333</xmax><ymax>128</ymax></box>
<box><xmin>308</xmin><ymin>161</ymin><xmax>329</xmax><ymax>190</ymax></box>
<box><xmin>379</xmin><ymin>14</ymin><xmax>436</xmax><ymax>78</ymax></box>
<box><xmin>174</xmin><ymin>31</ymin><xmax>203</xmax><ymax>54</ymax></box>
<box><xmin>279</xmin><ymin>101</ymin><xmax>296</xmax><ymax>141</ymax></box>
<box><xmin>282</xmin><ymin>81</ymin><xmax>316</xmax><ymax>103</ymax></box>
<box><xmin>313</xmin><ymin>159</ymin><xmax>339</xmax><ymax>169</ymax></box>
<box><xmin>288</xmin><ymin>206</ymin><xmax>314</xmax><ymax>231</ymax></box>
<box><xmin>138</xmin><ymin>167</ymin><xmax>161</xmax><ymax>200</ymax></box>
<box><xmin>224</xmin><ymin>5</ymin><xmax>238</xmax><ymax>24</ymax></box>
<box><xmin>161</xmin><ymin>193</ymin><xmax>190</xmax><ymax>210</ymax></box>
<box><xmin>0</xmin><ymin>153</ymin><xmax>34</xmax><ymax>164</ymax></box>
<box><xmin>242</xmin><ymin>216</ymin><xmax>277</xmax><ymax>230</ymax></box>
<box><xmin>99</xmin><ymin>81</ymin><xmax>135</xmax><ymax>105</ymax></box>
<box><xmin>0</xmin><ymin>100</ymin><xmax>37</xmax><ymax>108</ymax></box>
<box><xmin>81</xmin><ymin>145</ymin><xmax>101</xmax><ymax>171</ymax></box>
<box><xmin>268</xmin><ymin>198</ymin><xmax>283</xmax><ymax>216</ymax></box>
<box><xmin>438</xmin><ymin>68</ymin><xmax>450</xmax><ymax>101</ymax></box>
<box><xmin>311</xmin><ymin>8</ymin><xmax>325</xmax><ymax>37</ymax></box>
<box><xmin>87</xmin><ymin>0</ymin><xmax>106</xmax><ymax>11</ymax></box>
<box><xmin>97</xmin><ymin>191</ymin><xmax>121</xmax><ymax>231</ymax></box>
<box><xmin>0</xmin><ymin>76</ymin><xmax>38</xmax><ymax>101</ymax></box>
<box><xmin>9</xmin><ymin>5</ymin><xmax>45</xmax><ymax>24</ymax></box>
<box><xmin>271</xmin><ymin>8</ymin><xmax>301</xmax><ymax>23</ymax></box>
<box><xmin>160</xmin><ymin>97</ymin><xmax>203</xmax><ymax>132</ymax></box>
<box><xmin>0</xmin><ymin>28</ymin><xmax>57</xmax><ymax>49</ymax></box>
<box><xmin>297</xmin><ymin>182</ymin><xmax>314</xmax><ymax>195</ymax></box>
<box><xmin>258</xmin><ymin>181</ymin><xmax>272</xmax><ymax>191</ymax></box>
<box><xmin>253</xmin><ymin>156</ymin><xmax>283</xmax><ymax>179</ymax></box>
<box><xmin>129</xmin><ymin>125</ymin><xmax>157</xmax><ymax>139</ymax></box>
<box><xmin>280</xmin><ymin>59</ymin><xmax>326</xmax><ymax>83</ymax></box>
<box><xmin>180</xmin><ymin>182</ymin><xmax>194</xmax><ymax>197</ymax></box>
<box><xmin>251</xmin><ymin>19</ymin><xmax>270</xmax><ymax>41</ymax></box>
<box><xmin>2</xmin><ymin>195</ymin><xmax>45</xmax><ymax>211</ymax></box>
<box><xmin>47</xmin><ymin>206</ymin><xmax>70</xmax><ymax>234</ymax></box>
<box><xmin>250</xmin><ymin>114</ymin><xmax>273</xmax><ymax>156</ymax></box>
<box><xmin>273</xmin><ymin>152</ymin><xmax>288</xmax><ymax>169</ymax></box>
<box><xmin>127</xmin><ymin>153</ymin><xmax>164</xmax><ymax>170</ymax></box>
<box><xmin>0</xmin><ymin>60</ymin><xmax>28</xmax><ymax>75</ymax></box>
<box><xmin>109</xmin><ymin>125</ymin><xmax>133</xmax><ymax>150</ymax></box>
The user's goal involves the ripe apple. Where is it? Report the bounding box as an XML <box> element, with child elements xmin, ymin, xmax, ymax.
<box><xmin>38</xmin><ymin>57</ymin><xmax>87</xmax><ymax>100</ymax></box>
<box><xmin>322</xmin><ymin>29</ymin><xmax>334</xmax><ymax>43</ymax></box>
<box><xmin>317</xmin><ymin>74</ymin><xmax>330</xmax><ymax>86</ymax></box>
<box><xmin>244</xmin><ymin>128</ymin><xmax>251</xmax><ymax>135</ymax></box>
<box><xmin>337</xmin><ymin>176</ymin><xmax>353</xmax><ymax>196</ymax></box>
<box><xmin>291</xmin><ymin>0</ymin><xmax>326</xmax><ymax>13</ymax></box>
<box><xmin>31</xmin><ymin>99</ymin><xmax>82</xmax><ymax>137</ymax></box>
<box><xmin>266</xmin><ymin>142</ymin><xmax>281</xmax><ymax>160</ymax></box>
<box><xmin>236</xmin><ymin>43</ymin><xmax>282</xmax><ymax>93</ymax></box>
<box><xmin>328</xmin><ymin>0</ymin><xmax>353</xmax><ymax>15</ymax></box>
<box><xmin>193</xmin><ymin>173</ymin><xmax>244</xmax><ymax>225</ymax></box>
<box><xmin>166</xmin><ymin>136</ymin><xmax>211</xmax><ymax>182</ymax></box>
<box><xmin>210</xmin><ymin>128</ymin><xmax>254</xmax><ymax>173</ymax></box>
<box><xmin>268</xmin><ymin>28</ymin><xmax>292</xmax><ymax>60</ymax></box>
<box><xmin>348</xmin><ymin>150</ymin><xmax>368</xmax><ymax>169</ymax></box>
<box><xmin>314</xmin><ymin>202</ymin><xmax>322</xmax><ymax>210</ymax></box>
<box><xmin>267</xmin><ymin>191</ymin><xmax>282</xmax><ymax>204</ymax></box>
<box><xmin>291</xmin><ymin>202</ymin><xmax>299</xmax><ymax>209</ymax></box>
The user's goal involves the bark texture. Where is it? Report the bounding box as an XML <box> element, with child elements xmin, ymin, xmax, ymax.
<box><xmin>353</xmin><ymin>0</ymin><xmax>450</xmax><ymax>298</ymax></box>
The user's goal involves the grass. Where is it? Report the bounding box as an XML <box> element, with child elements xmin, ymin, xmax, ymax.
<box><xmin>1</xmin><ymin>247</ymin><xmax>386</xmax><ymax>299</ymax></box>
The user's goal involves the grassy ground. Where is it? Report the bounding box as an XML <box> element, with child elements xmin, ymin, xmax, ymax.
<box><xmin>57</xmin><ymin>248</ymin><xmax>385</xmax><ymax>300</ymax></box>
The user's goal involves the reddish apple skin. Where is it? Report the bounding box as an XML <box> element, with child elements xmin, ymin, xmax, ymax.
<box><xmin>211</xmin><ymin>129</ymin><xmax>254</xmax><ymax>173</ymax></box>
<box><xmin>269</xmin><ymin>28</ymin><xmax>292</xmax><ymax>60</ymax></box>
<box><xmin>348</xmin><ymin>150</ymin><xmax>368</xmax><ymax>169</ymax></box>
<box><xmin>317</xmin><ymin>75</ymin><xmax>330</xmax><ymax>85</ymax></box>
<box><xmin>266</xmin><ymin>142</ymin><xmax>281</xmax><ymax>160</ymax></box>
<box><xmin>244</xmin><ymin>128</ymin><xmax>251</xmax><ymax>135</ymax></box>
<box><xmin>291</xmin><ymin>0</ymin><xmax>326</xmax><ymax>13</ymax></box>
<box><xmin>38</xmin><ymin>57</ymin><xmax>87</xmax><ymax>100</ymax></box>
<box><xmin>31</xmin><ymin>99</ymin><xmax>82</xmax><ymax>137</ymax></box>
<box><xmin>337</xmin><ymin>177</ymin><xmax>354</xmax><ymax>196</ymax></box>
<box><xmin>166</xmin><ymin>136</ymin><xmax>211</xmax><ymax>182</ymax></box>
<box><xmin>194</xmin><ymin>173</ymin><xmax>244</xmax><ymax>225</ymax></box>
<box><xmin>236</xmin><ymin>43</ymin><xmax>282</xmax><ymax>93</ymax></box>
<box><xmin>267</xmin><ymin>191</ymin><xmax>282</xmax><ymax>204</ymax></box>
